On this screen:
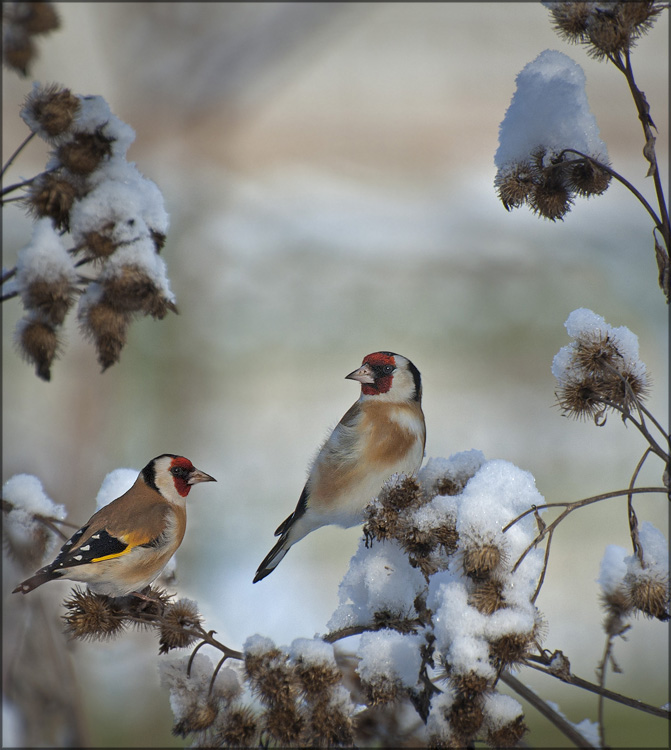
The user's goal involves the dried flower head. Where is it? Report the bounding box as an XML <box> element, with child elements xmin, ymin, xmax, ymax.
<box><xmin>448</xmin><ymin>693</ymin><xmax>485</xmax><ymax>737</ymax></box>
<box><xmin>22</xmin><ymin>83</ymin><xmax>80</xmax><ymax>139</ymax></box>
<box><xmin>80</xmin><ymin>227</ymin><xmax>118</xmax><ymax>260</ymax></box>
<box><xmin>469</xmin><ymin>578</ymin><xmax>506</xmax><ymax>616</ymax></box>
<box><xmin>245</xmin><ymin>644</ymin><xmax>299</xmax><ymax>708</ymax></box>
<box><xmin>294</xmin><ymin>659</ymin><xmax>342</xmax><ymax>700</ymax></box>
<box><xmin>627</xmin><ymin>573</ymin><xmax>670</xmax><ymax>621</ymax></box>
<box><xmin>462</xmin><ymin>541</ymin><xmax>502</xmax><ymax>580</ymax></box>
<box><xmin>554</xmin><ymin>374</ymin><xmax>605</xmax><ymax>422</ymax></box>
<box><xmin>489</xmin><ymin>630</ymin><xmax>535</xmax><ymax>667</ymax></box>
<box><xmin>57</xmin><ymin>129</ymin><xmax>114</xmax><ymax>174</ymax></box>
<box><xmin>16</xmin><ymin>2</ymin><xmax>60</xmax><ymax>36</ymax></box>
<box><xmin>449</xmin><ymin>670</ymin><xmax>491</xmax><ymax>699</ymax></box>
<box><xmin>100</xmin><ymin>263</ymin><xmax>178</xmax><ymax>319</ymax></box>
<box><xmin>547</xmin><ymin>1</ymin><xmax>663</xmax><ymax>59</ymax></box>
<box><xmin>361</xmin><ymin>674</ymin><xmax>400</xmax><ymax>707</ymax></box>
<box><xmin>486</xmin><ymin>715</ymin><xmax>528</xmax><ymax>748</ymax></box>
<box><xmin>528</xmin><ymin>169</ymin><xmax>573</xmax><ymax>221</ymax></box>
<box><xmin>21</xmin><ymin>276</ymin><xmax>76</xmax><ymax>326</ymax></box>
<box><xmin>15</xmin><ymin>315</ymin><xmax>61</xmax><ymax>381</ymax></box>
<box><xmin>262</xmin><ymin>703</ymin><xmax>304</xmax><ymax>745</ymax></box>
<box><xmin>494</xmin><ymin>161</ymin><xmax>535</xmax><ymax>211</ymax></box>
<box><xmin>173</xmin><ymin>698</ymin><xmax>218</xmax><ymax>737</ymax></box>
<box><xmin>214</xmin><ymin>705</ymin><xmax>258</xmax><ymax>748</ymax></box>
<box><xmin>79</xmin><ymin>299</ymin><xmax>131</xmax><ymax>371</ymax></box>
<box><xmin>3</xmin><ymin>31</ymin><xmax>34</xmax><ymax>76</ymax></box>
<box><xmin>566</xmin><ymin>157</ymin><xmax>611</xmax><ymax>197</ymax></box>
<box><xmin>159</xmin><ymin>598</ymin><xmax>203</xmax><ymax>654</ymax></box>
<box><xmin>25</xmin><ymin>172</ymin><xmax>80</xmax><ymax>230</ymax></box>
<box><xmin>547</xmin><ymin>1</ymin><xmax>593</xmax><ymax>42</ymax></box>
<box><xmin>302</xmin><ymin>694</ymin><xmax>354</xmax><ymax>748</ymax></box>
<box><xmin>434</xmin><ymin>520</ymin><xmax>459</xmax><ymax>555</ymax></box>
<box><xmin>62</xmin><ymin>587</ymin><xmax>126</xmax><ymax>640</ymax></box>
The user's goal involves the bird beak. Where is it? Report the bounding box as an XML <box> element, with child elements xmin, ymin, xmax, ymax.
<box><xmin>187</xmin><ymin>468</ymin><xmax>217</xmax><ymax>485</ymax></box>
<box><xmin>345</xmin><ymin>363</ymin><xmax>376</xmax><ymax>384</ymax></box>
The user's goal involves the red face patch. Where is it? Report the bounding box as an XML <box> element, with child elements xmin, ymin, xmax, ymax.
<box><xmin>361</xmin><ymin>352</ymin><xmax>396</xmax><ymax>396</ymax></box>
<box><xmin>170</xmin><ymin>456</ymin><xmax>194</xmax><ymax>497</ymax></box>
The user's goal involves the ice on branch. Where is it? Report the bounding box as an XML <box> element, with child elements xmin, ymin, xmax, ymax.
<box><xmin>495</xmin><ymin>49</ymin><xmax>611</xmax><ymax>220</ymax></box>
<box><xmin>8</xmin><ymin>83</ymin><xmax>174</xmax><ymax>379</ymax></box>
<box><xmin>552</xmin><ymin>308</ymin><xmax>649</xmax><ymax>422</ymax></box>
<box><xmin>2</xmin><ymin>473</ymin><xmax>67</xmax><ymax>570</ymax></box>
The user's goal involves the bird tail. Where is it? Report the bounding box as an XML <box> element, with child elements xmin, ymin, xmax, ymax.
<box><xmin>253</xmin><ymin>533</ymin><xmax>292</xmax><ymax>583</ymax></box>
<box><xmin>13</xmin><ymin>568</ymin><xmax>59</xmax><ymax>594</ymax></box>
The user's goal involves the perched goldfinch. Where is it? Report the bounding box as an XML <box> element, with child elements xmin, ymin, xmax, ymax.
<box><xmin>13</xmin><ymin>454</ymin><xmax>216</xmax><ymax>597</ymax></box>
<box><xmin>254</xmin><ymin>351</ymin><xmax>425</xmax><ymax>582</ymax></box>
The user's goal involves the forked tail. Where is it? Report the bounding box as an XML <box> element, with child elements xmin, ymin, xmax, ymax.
<box><xmin>253</xmin><ymin>533</ymin><xmax>292</xmax><ymax>583</ymax></box>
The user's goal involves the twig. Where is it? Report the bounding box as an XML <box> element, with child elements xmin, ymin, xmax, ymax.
<box><xmin>558</xmin><ymin>149</ymin><xmax>663</xmax><ymax>232</ymax></box>
<box><xmin>627</xmin><ymin>449</ymin><xmax>652</xmax><ymax>566</ymax></box>
<box><xmin>323</xmin><ymin>619</ymin><xmax>423</xmax><ymax>644</ymax></box>
<box><xmin>504</xmin><ymin>487</ymin><xmax>667</xmax><ymax>574</ymax></box>
<box><xmin>522</xmin><ymin>655</ymin><xmax>669</xmax><ymax>719</ymax></box>
<box><xmin>499</xmin><ymin>671</ymin><xmax>595</xmax><ymax>748</ymax></box>
<box><xmin>1</xmin><ymin>132</ymin><xmax>36</xmax><ymax>179</ymax></box>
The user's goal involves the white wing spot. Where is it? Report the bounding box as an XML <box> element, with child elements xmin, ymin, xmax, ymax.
<box><xmin>91</xmin><ymin>534</ymin><xmax>101</xmax><ymax>539</ymax></box>
<box><xmin>80</xmin><ymin>545</ymin><xmax>90</xmax><ymax>551</ymax></box>
<box><xmin>73</xmin><ymin>555</ymin><xmax>83</xmax><ymax>561</ymax></box>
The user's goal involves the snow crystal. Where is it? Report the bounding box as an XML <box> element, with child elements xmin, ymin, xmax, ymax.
<box><xmin>327</xmin><ymin>538</ymin><xmax>427</xmax><ymax>632</ymax></box>
<box><xmin>597</xmin><ymin>544</ymin><xmax>628</xmax><ymax>596</ymax></box>
<box><xmin>15</xmin><ymin>219</ymin><xmax>77</xmax><ymax>289</ymax></box>
<box><xmin>483</xmin><ymin>692</ymin><xmax>523</xmax><ymax>729</ymax></box>
<box><xmin>495</xmin><ymin>49</ymin><xmax>607</xmax><ymax>168</ymax></box>
<box><xmin>356</xmin><ymin>629</ymin><xmax>424</xmax><ymax>689</ymax></box>
<box><xmin>95</xmin><ymin>468</ymin><xmax>138</xmax><ymax>511</ymax></box>
<box><xmin>290</xmin><ymin>637</ymin><xmax>336</xmax><ymax>666</ymax></box>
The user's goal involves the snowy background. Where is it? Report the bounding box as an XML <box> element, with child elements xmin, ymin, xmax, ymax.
<box><xmin>2</xmin><ymin>3</ymin><xmax>668</xmax><ymax>747</ymax></box>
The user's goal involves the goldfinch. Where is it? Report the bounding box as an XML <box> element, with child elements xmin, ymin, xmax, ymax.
<box><xmin>254</xmin><ymin>351</ymin><xmax>425</xmax><ymax>582</ymax></box>
<box><xmin>13</xmin><ymin>454</ymin><xmax>216</xmax><ymax>597</ymax></box>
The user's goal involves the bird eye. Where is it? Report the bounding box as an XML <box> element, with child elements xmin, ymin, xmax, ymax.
<box><xmin>171</xmin><ymin>466</ymin><xmax>187</xmax><ymax>477</ymax></box>
<box><xmin>382</xmin><ymin>364</ymin><xmax>394</xmax><ymax>375</ymax></box>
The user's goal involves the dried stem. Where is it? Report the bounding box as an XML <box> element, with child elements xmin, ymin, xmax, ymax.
<box><xmin>522</xmin><ymin>655</ymin><xmax>668</xmax><ymax>719</ymax></box>
<box><xmin>1</xmin><ymin>132</ymin><xmax>37</xmax><ymax>179</ymax></box>
<box><xmin>503</xmin><ymin>487</ymin><xmax>667</xmax><ymax>574</ymax></box>
<box><xmin>499</xmin><ymin>671</ymin><xmax>595</xmax><ymax>748</ymax></box>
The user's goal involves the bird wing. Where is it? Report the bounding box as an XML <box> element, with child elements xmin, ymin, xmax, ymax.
<box><xmin>48</xmin><ymin>488</ymin><xmax>171</xmax><ymax>571</ymax></box>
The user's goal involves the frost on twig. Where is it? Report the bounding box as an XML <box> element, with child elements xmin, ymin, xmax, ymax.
<box><xmin>2</xmin><ymin>83</ymin><xmax>175</xmax><ymax>379</ymax></box>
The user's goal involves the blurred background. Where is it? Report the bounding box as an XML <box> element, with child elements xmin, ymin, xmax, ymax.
<box><xmin>2</xmin><ymin>3</ymin><xmax>668</xmax><ymax>746</ymax></box>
